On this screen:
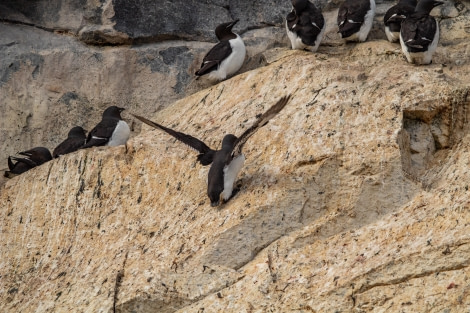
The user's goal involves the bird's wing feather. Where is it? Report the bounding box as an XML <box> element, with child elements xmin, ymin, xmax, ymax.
<box><xmin>7</xmin><ymin>156</ymin><xmax>15</xmax><ymax>170</ymax></box>
<box><xmin>286</xmin><ymin>11</ymin><xmax>299</xmax><ymax>31</ymax></box>
<box><xmin>337</xmin><ymin>0</ymin><xmax>371</xmax><ymax>36</ymax></box>
<box><xmin>82</xmin><ymin>118</ymin><xmax>119</xmax><ymax>147</ymax></box>
<box><xmin>306</xmin><ymin>3</ymin><xmax>325</xmax><ymax>29</ymax></box>
<box><xmin>89</xmin><ymin>119</ymin><xmax>118</xmax><ymax>139</ymax></box>
<box><xmin>132</xmin><ymin>114</ymin><xmax>215</xmax><ymax>164</ymax></box>
<box><xmin>401</xmin><ymin>14</ymin><xmax>436</xmax><ymax>50</ymax></box>
<box><xmin>195</xmin><ymin>41</ymin><xmax>232</xmax><ymax>76</ymax></box>
<box><xmin>297</xmin><ymin>12</ymin><xmax>324</xmax><ymax>45</ymax></box>
<box><xmin>10</xmin><ymin>156</ymin><xmax>38</xmax><ymax>167</ymax></box>
<box><xmin>232</xmin><ymin>95</ymin><xmax>291</xmax><ymax>157</ymax></box>
<box><xmin>53</xmin><ymin>138</ymin><xmax>86</xmax><ymax>158</ymax></box>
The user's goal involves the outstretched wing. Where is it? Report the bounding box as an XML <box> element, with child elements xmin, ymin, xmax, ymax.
<box><xmin>132</xmin><ymin>114</ymin><xmax>216</xmax><ymax>165</ymax></box>
<box><xmin>232</xmin><ymin>95</ymin><xmax>291</xmax><ymax>157</ymax></box>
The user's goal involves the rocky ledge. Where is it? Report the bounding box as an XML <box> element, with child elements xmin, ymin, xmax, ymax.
<box><xmin>1</xmin><ymin>0</ymin><xmax>470</xmax><ymax>312</ymax></box>
<box><xmin>1</xmin><ymin>34</ymin><xmax>470</xmax><ymax>311</ymax></box>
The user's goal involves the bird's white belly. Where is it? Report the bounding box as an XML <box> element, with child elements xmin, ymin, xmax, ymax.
<box><xmin>107</xmin><ymin>120</ymin><xmax>130</xmax><ymax>146</ymax></box>
<box><xmin>208</xmin><ymin>35</ymin><xmax>246</xmax><ymax>81</ymax></box>
<box><xmin>286</xmin><ymin>21</ymin><xmax>325</xmax><ymax>52</ymax></box>
<box><xmin>221</xmin><ymin>154</ymin><xmax>245</xmax><ymax>201</ymax></box>
<box><xmin>385</xmin><ymin>26</ymin><xmax>399</xmax><ymax>42</ymax></box>
<box><xmin>286</xmin><ymin>23</ymin><xmax>306</xmax><ymax>50</ymax></box>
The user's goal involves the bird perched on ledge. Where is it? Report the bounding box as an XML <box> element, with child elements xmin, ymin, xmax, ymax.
<box><xmin>337</xmin><ymin>0</ymin><xmax>376</xmax><ymax>42</ymax></box>
<box><xmin>4</xmin><ymin>147</ymin><xmax>52</xmax><ymax>178</ymax></box>
<box><xmin>195</xmin><ymin>20</ymin><xmax>246</xmax><ymax>82</ymax></box>
<box><xmin>53</xmin><ymin>126</ymin><xmax>87</xmax><ymax>158</ymax></box>
<box><xmin>400</xmin><ymin>0</ymin><xmax>443</xmax><ymax>65</ymax></box>
<box><xmin>82</xmin><ymin>106</ymin><xmax>130</xmax><ymax>148</ymax></box>
<box><xmin>132</xmin><ymin>95</ymin><xmax>291</xmax><ymax>207</ymax></box>
<box><xmin>286</xmin><ymin>0</ymin><xmax>325</xmax><ymax>52</ymax></box>
<box><xmin>384</xmin><ymin>0</ymin><xmax>417</xmax><ymax>43</ymax></box>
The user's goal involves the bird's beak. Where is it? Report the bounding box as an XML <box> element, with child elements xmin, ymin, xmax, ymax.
<box><xmin>18</xmin><ymin>151</ymin><xmax>32</xmax><ymax>156</ymax></box>
<box><xmin>434</xmin><ymin>1</ymin><xmax>444</xmax><ymax>7</ymax></box>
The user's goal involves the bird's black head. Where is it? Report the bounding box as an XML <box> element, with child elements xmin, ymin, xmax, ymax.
<box><xmin>221</xmin><ymin>134</ymin><xmax>238</xmax><ymax>151</ymax></box>
<box><xmin>208</xmin><ymin>181</ymin><xmax>224</xmax><ymax>207</ymax></box>
<box><xmin>103</xmin><ymin>106</ymin><xmax>125</xmax><ymax>119</ymax></box>
<box><xmin>416</xmin><ymin>0</ymin><xmax>443</xmax><ymax>14</ymax></box>
<box><xmin>210</xmin><ymin>197</ymin><xmax>220</xmax><ymax>207</ymax></box>
<box><xmin>215</xmin><ymin>19</ymin><xmax>239</xmax><ymax>40</ymax></box>
<box><xmin>291</xmin><ymin>0</ymin><xmax>308</xmax><ymax>13</ymax></box>
<box><xmin>68</xmin><ymin>126</ymin><xmax>87</xmax><ymax>138</ymax></box>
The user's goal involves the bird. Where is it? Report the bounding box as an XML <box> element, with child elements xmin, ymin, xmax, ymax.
<box><xmin>400</xmin><ymin>0</ymin><xmax>443</xmax><ymax>65</ymax></box>
<box><xmin>132</xmin><ymin>95</ymin><xmax>291</xmax><ymax>207</ymax></box>
<box><xmin>53</xmin><ymin>126</ymin><xmax>87</xmax><ymax>158</ymax></box>
<box><xmin>4</xmin><ymin>147</ymin><xmax>52</xmax><ymax>178</ymax></box>
<box><xmin>337</xmin><ymin>0</ymin><xmax>376</xmax><ymax>42</ymax></box>
<box><xmin>286</xmin><ymin>0</ymin><xmax>325</xmax><ymax>52</ymax></box>
<box><xmin>384</xmin><ymin>0</ymin><xmax>417</xmax><ymax>43</ymax></box>
<box><xmin>82</xmin><ymin>106</ymin><xmax>130</xmax><ymax>148</ymax></box>
<box><xmin>195</xmin><ymin>20</ymin><xmax>246</xmax><ymax>81</ymax></box>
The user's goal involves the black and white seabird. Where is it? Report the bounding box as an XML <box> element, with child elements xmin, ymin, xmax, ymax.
<box><xmin>4</xmin><ymin>147</ymin><xmax>52</xmax><ymax>178</ymax></box>
<box><xmin>337</xmin><ymin>0</ymin><xmax>376</xmax><ymax>42</ymax></box>
<box><xmin>400</xmin><ymin>0</ymin><xmax>443</xmax><ymax>65</ymax></box>
<box><xmin>82</xmin><ymin>106</ymin><xmax>130</xmax><ymax>148</ymax></box>
<box><xmin>132</xmin><ymin>95</ymin><xmax>291</xmax><ymax>207</ymax></box>
<box><xmin>384</xmin><ymin>0</ymin><xmax>417</xmax><ymax>42</ymax></box>
<box><xmin>286</xmin><ymin>0</ymin><xmax>325</xmax><ymax>52</ymax></box>
<box><xmin>53</xmin><ymin>126</ymin><xmax>87</xmax><ymax>158</ymax></box>
<box><xmin>195</xmin><ymin>20</ymin><xmax>246</xmax><ymax>81</ymax></box>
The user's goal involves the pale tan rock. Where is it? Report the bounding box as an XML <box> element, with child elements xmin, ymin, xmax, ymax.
<box><xmin>1</xmin><ymin>36</ymin><xmax>470</xmax><ymax>313</ymax></box>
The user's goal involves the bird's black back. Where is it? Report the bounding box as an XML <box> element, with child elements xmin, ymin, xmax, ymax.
<box><xmin>288</xmin><ymin>2</ymin><xmax>325</xmax><ymax>46</ymax></box>
<box><xmin>401</xmin><ymin>12</ymin><xmax>437</xmax><ymax>52</ymax></box>
<box><xmin>384</xmin><ymin>2</ymin><xmax>417</xmax><ymax>33</ymax></box>
<box><xmin>195</xmin><ymin>41</ymin><xmax>232</xmax><ymax>76</ymax></box>
<box><xmin>53</xmin><ymin>126</ymin><xmax>87</xmax><ymax>157</ymax></box>
<box><xmin>338</xmin><ymin>0</ymin><xmax>371</xmax><ymax>38</ymax></box>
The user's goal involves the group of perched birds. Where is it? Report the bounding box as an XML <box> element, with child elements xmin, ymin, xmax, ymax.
<box><xmin>286</xmin><ymin>0</ymin><xmax>443</xmax><ymax>65</ymax></box>
<box><xmin>5</xmin><ymin>106</ymin><xmax>130</xmax><ymax>177</ymax></box>
<box><xmin>5</xmin><ymin>96</ymin><xmax>292</xmax><ymax>207</ymax></box>
<box><xmin>194</xmin><ymin>0</ymin><xmax>443</xmax><ymax>84</ymax></box>
<box><xmin>4</xmin><ymin>0</ymin><xmax>445</xmax><ymax>206</ymax></box>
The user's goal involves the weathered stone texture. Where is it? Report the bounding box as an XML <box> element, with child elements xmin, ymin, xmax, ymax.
<box><xmin>1</xmin><ymin>37</ymin><xmax>470</xmax><ymax>312</ymax></box>
<box><xmin>1</xmin><ymin>0</ymin><xmax>467</xmax><ymax>185</ymax></box>
<box><xmin>1</xmin><ymin>0</ymin><xmax>470</xmax><ymax>312</ymax></box>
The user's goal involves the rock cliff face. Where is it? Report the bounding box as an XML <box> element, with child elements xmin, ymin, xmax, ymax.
<box><xmin>1</xmin><ymin>1</ymin><xmax>470</xmax><ymax>312</ymax></box>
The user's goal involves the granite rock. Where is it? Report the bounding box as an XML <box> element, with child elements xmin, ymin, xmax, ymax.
<box><xmin>1</xmin><ymin>34</ymin><xmax>469</xmax><ymax>311</ymax></box>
